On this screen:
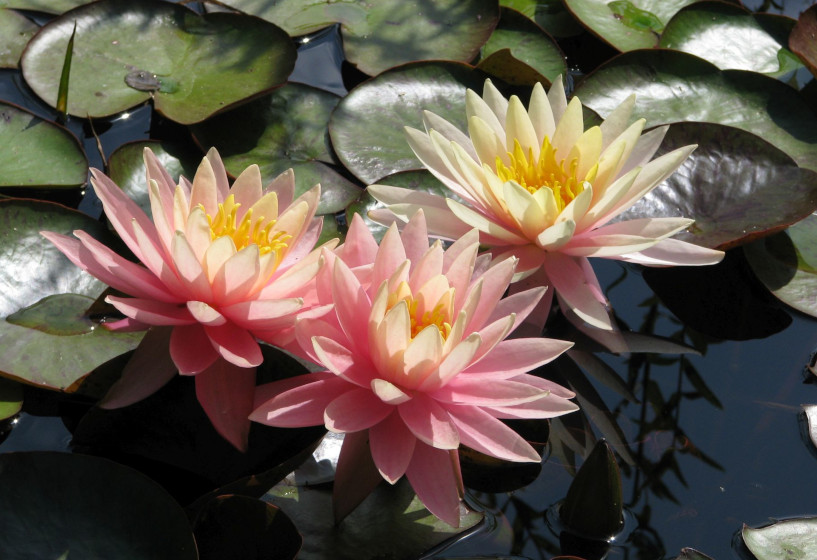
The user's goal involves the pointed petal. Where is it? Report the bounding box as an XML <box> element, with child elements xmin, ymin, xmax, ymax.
<box><xmin>465</xmin><ymin>337</ymin><xmax>572</xmax><ymax>377</ymax></box>
<box><xmin>333</xmin><ymin>430</ymin><xmax>383</xmax><ymax>523</ymax></box>
<box><xmin>204</xmin><ymin>321</ymin><xmax>263</xmax><ymax>368</ymax></box>
<box><xmin>370</xmin><ymin>410</ymin><xmax>416</xmax><ymax>483</ymax></box>
<box><xmin>406</xmin><ymin>444</ymin><xmax>462</xmax><ymax>527</ymax></box>
<box><xmin>544</xmin><ymin>253</ymin><xmax>613</xmax><ymax>330</ymax></box>
<box><xmin>398</xmin><ymin>393</ymin><xmax>459</xmax><ymax>449</ymax></box>
<box><xmin>170</xmin><ymin>323</ymin><xmax>220</xmax><ymax>374</ymax></box>
<box><xmin>325</xmin><ymin>388</ymin><xmax>393</xmax><ymax>432</ymax></box>
<box><xmin>195</xmin><ymin>359</ymin><xmax>256</xmax><ymax>451</ymax></box>
<box><xmin>251</xmin><ymin>374</ymin><xmax>351</xmax><ymax>427</ymax></box>
<box><xmin>448</xmin><ymin>405</ymin><xmax>540</xmax><ymax>462</ymax></box>
<box><xmin>106</xmin><ymin>296</ymin><xmax>194</xmax><ymax>326</ymax></box>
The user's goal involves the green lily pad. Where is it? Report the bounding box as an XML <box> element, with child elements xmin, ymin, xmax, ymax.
<box><xmin>193</xmin><ymin>495</ymin><xmax>301</xmax><ymax>560</ymax></box>
<box><xmin>0</xmin><ymin>0</ymin><xmax>87</xmax><ymax>13</ymax></box>
<box><xmin>501</xmin><ymin>0</ymin><xmax>585</xmax><ymax>38</ymax></box>
<box><xmin>660</xmin><ymin>2</ymin><xmax>801</xmax><ymax>76</ymax></box>
<box><xmin>220</xmin><ymin>0</ymin><xmax>499</xmax><ymax>76</ymax></box>
<box><xmin>21</xmin><ymin>0</ymin><xmax>296</xmax><ymax>124</ymax></box>
<box><xmin>190</xmin><ymin>83</ymin><xmax>360</xmax><ymax>215</ymax></box>
<box><xmin>0</xmin><ymin>375</ymin><xmax>23</xmax><ymax>420</ymax></box>
<box><xmin>574</xmin><ymin>49</ymin><xmax>817</xmax><ymax>172</ymax></box>
<box><xmin>564</xmin><ymin>0</ymin><xmax>702</xmax><ymax>51</ymax></box>
<box><xmin>0</xmin><ymin>451</ymin><xmax>197</xmax><ymax>559</ymax></box>
<box><xmin>615</xmin><ymin>122</ymin><xmax>817</xmax><ymax>250</ymax></box>
<box><xmin>742</xmin><ymin>518</ymin><xmax>817</xmax><ymax>560</ymax></box>
<box><xmin>0</xmin><ymin>199</ymin><xmax>143</xmax><ymax>390</ymax></box>
<box><xmin>789</xmin><ymin>4</ymin><xmax>817</xmax><ymax>78</ymax></box>
<box><xmin>477</xmin><ymin>7</ymin><xmax>566</xmax><ymax>86</ymax></box>
<box><xmin>330</xmin><ymin>61</ymin><xmax>491</xmax><ymax>185</ymax></box>
<box><xmin>0</xmin><ymin>100</ymin><xmax>87</xmax><ymax>187</ymax></box>
<box><xmin>672</xmin><ymin>548</ymin><xmax>715</xmax><ymax>560</ymax></box>
<box><xmin>743</xmin><ymin>212</ymin><xmax>817</xmax><ymax>318</ymax></box>
<box><xmin>264</xmin><ymin>478</ymin><xmax>483</xmax><ymax>560</ymax></box>
<box><xmin>0</xmin><ymin>8</ymin><xmax>38</xmax><ymax>68</ymax></box>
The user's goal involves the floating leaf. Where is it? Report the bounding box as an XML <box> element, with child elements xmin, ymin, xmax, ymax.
<box><xmin>0</xmin><ymin>8</ymin><xmax>38</xmax><ymax>69</ymax></box>
<box><xmin>0</xmin><ymin>451</ymin><xmax>197</xmax><ymax>559</ymax></box>
<box><xmin>744</xmin><ymin>213</ymin><xmax>817</xmax><ymax>318</ymax></box>
<box><xmin>190</xmin><ymin>83</ymin><xmax>360</xmax><ymax>214</ymax></box>
<box><xmin>660</xmin><ymin>2</ymin><xmax>800</xmax><ymax>76</ymax></box>
<box><xmin>574</xmin><ymin>49</ymin><xmax>817</xmax><ymax>171</ymax></box>
<box><xmin>0</xmin><ymin>0</ymin><xmax>87</xmax><ymax>13</ymax></box>
<box><xmin>477</xmin><ymin>7</ymin><xmax>566</xmax><ymax>86</ymax></box>
<box><xmin>742</xmin><ymin>518</ymin><xmax>817</xmax><ymax>560</ymax></box>
<box><xmin>789</xmin><ymin>4</ymin><xmax>817</xmax><ymax>78</ymax></box>
<box><xmin>330</xmin><ymin>61</ymin><xmax>491</xmax><ymax>184</ymax></box>
<box><xmin>801</xmin><ymin>405</ymin><xmax>817</xmax><ymax>457</ymax></box>
<box><xmin>193</xmin><ymin>495</ymin><xmax>301</xmax><ymax>560</ymax></box>
<box><xmin>564</xmin><ymin>0</ymin><xmax>701</xmax><ymax>51</ymax></box>
<box><xmin>501</xmin><ymin>0</ymin><xmax>585</xmax><ymax>38</ymax></box>
<box><xmin>221</xmin><ymin>0</ymin><xmax>499</xmax><ymax>76</ymax></box>
<box><xmin>614</xmin><ymin>122</ymin><xmax>817</xmax><ymax>250</ymax></box>
<box><xmin>0</xmin><ymin>199</ymin><xmax>143</xmax><ymax>390</ymax></box>
<box><xmin>672</xmin><ymin>548</ymin><xmax>715</xmax><ymax>560</ymax></box>
<box><xmin>0</xmin><ymin>100</ymin><xmax>87</xmax><ymax>187</ymax></box>
<box><xmin>21</xmin><ymin>0</ymin><xmax>296</xmax><ymax>123</ymax></box>
<box><xmin>0</xmin><ymin>376</ymin><xmax>22</xmax><ymax>420</ymax></box>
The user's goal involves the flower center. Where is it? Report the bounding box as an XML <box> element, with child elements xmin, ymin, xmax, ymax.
<box><xmin>203</xmin><ymin>194</ymin><xmax>291</xmax><ymax>255</ymax></box>
<box><xmin>387</xmin><ymin>281</ymin><xmax>453</xmax><ymax>340</ymax></box>
<box><xmin>495</xmin><ymin>137</ymin><xmax>588</xmax><ymax>212</ymax></box>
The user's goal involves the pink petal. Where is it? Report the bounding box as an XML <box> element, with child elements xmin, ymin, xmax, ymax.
<box><xmin>399</xmin><ymin>209</ymin><xmax>430</xmax><ymax>265</ymax></box>
<box><xmin>106</xmin><ymin>296</ymin><xmax>194</xmax><ymax>326</ymax></box>
<box><xmin>432</xmin><ymin>377</ymin><xmax>550</xmax><ymax>406</ymax></box>
<box><xmin>465</xmin><ymin>338</ymin><xmax>572</xmax><ymax>378</ymax></box>
<box><xmin>447</xmin><ymin>405</ymin><xmax>540</xmax><ymax>462</ymax></box>
<box><xmin>370</xmin><ymin>410</ymin><xmax>416</xmax><ymax>483</ymax></box>
<box><xmin>170</xmin><ymin>232</ymin><xmax>213</xmax><ymax>301</ymax></box>
<box><xmin>203</xmin><ymin>321</ymin><xmax>263</xmax><ymax>368</ymax></box>
<box><xmin>265</xmin><ymin>168</ymin><xmax>295</xmax><ymax>210</ymax></box>
<box><xmin>325</xmin><ymin>388</ymin><xmax>393</xmax><ymax>432</ymax></box>
<box><xmin>398</xmin><ymin>393</ymin><xmax>459</xmax><ymax>450</ymax></box>
<box><xmin>278</xmin><ymin>217</ymin><xmax>324</xmax><ymax>272</ymax></box>
<box><xmin>510</xmin><ymin>373</ymin><xmax>577</xmax><ymax>399</ymax></box>
<box><xmin>371</xmin><ymin>224</ymin><xmax>407</xmax><ymax>294</ymax></box>
<box><xmin>102</xmin><ymin>317</ymin><xmax>150</xmax><ymax>332</ymax></box>
<box><xmin>312</xmin><ymin>335</ymin><xmax>377</xmax><ymax>388</ymax></box>
<box><xmin>99</xmin><ymin>327</ymin><xmax>177</xmax><ymax>409</ymax></box>
<box><xmin>333</xmin><ymin>430</ymin><xmax>383</xmax><ymax>523</ymax></box>
<box><xmin>405</xmin><ymin>443</ymin><xmax>462</xmax><ymax>527</ymax></box>
<box><xmin>332</xmin><ymin>258</ymin><xmax>372</xmax><ymax>356</ymax></box>
<box><xmin>337</xmin><ymin>213</ymin><xmax>379</xmax><ymax>268</ymax></box>
<box><xmin>170</xmin><ymin>323</ymin><xmax>220</xmax><ymax>374</ymax></box>
<box><xmin>221</xmin><ymin>298</ymin><xmax>303</xmax><ymax>331</ymax></box>
<box><xmin>211</xmin><ymin>244</ymin><xmax>261</xmax><ymax>304</ymax></box>
<box><xmin>543</xmin><ymin>252</ymin><xmax>613</xmax><ymax>330</ymax></box>
<box><xmin>250</xmin><ymin>375</ymin><xmax>352</xmax><ymax>427</ymax></box>
<box><xmin>143</xmin><ymin>148</ymin><xmax>177</xmax><ymax>211</ymax></box>
<box><xmin>195</xmin><ymin>358</ymin><xmax>256</xmax><ymax>451</ymax></box>
<box><xmin>464</xmin><ymin>257</ymin><xmax>515</xmax><ymax>333</ymax></box>
<box><xmin>204</xmin><ymin>147</ymin><xmax>230</xmax><ymax>200</ymax></box>
<box><xmin>484</xmin><ymin>397</ymin><xmax>579</xmax><ymax>419</ymax></box>
<box><xmin>614</xmin><ymin>238</ymin><xmax>724</xmax><ymax>266</ymax></box>
<box><xmin>186</xmin><ymin>300</ymin><xmax>227</xmax><ymax>326</ymax></box>
<box><xmin>189</xmin><ymin>156</ymin><xmax>219</xmax><ymax>216</ymax></box>
<box><xmin>252</xmin><ymin>371</ymin><xmax>334</xmax><ymax>409</ymax></box>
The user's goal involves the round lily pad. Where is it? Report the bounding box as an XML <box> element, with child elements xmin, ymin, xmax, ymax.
<box><xmin>742</xmin><ymin>517</ymin><xmax>817</xmax><ymax>560</ymax></box>
<box><xmin>660</xmin><ymin>2</ymin><xmax>801</xmax><ymax>76</ymax></box>
<box><xmin>330</xmin><ymin>61</ymin><xmax>492</xmax><ymax>185</ymax></box>
<box><xmin>0</xmin><ymin>0</ymin><xmax>87</xmax><ymax>13</ymax></box>
<box><xmin>615</xmin><ymin>122</ymin><xmax>817</xmax><ymax>250</ymax></box>
<box><xmin>477</xmin><ymin>7</ymin><xmax>566</xmax><ymax>86</ymax></box>
<box><xmin>0</xmin><ymin>100</ymin><xmax>87</xmax><ymax>187</ymax></box>
<box><xmin>0</xmin><ymin>8</ymin><xmax>38</xmax><ymax>69</ymax></box>
<box><xmin>574</xmin><ymin>49</ymin><xmax>817</xmax><ymax>172</ymax></box>
<box><xmin>501</xmin><ymin>0</ymin><xmax>585</xmax><ymax>38</ymax></box>
<box><xmin>0</xmin><ymin>376</ymin><xmax>23</xmax><ymax>420</ymax></box>
<box><xmin>564</xmin><ymin>0</ymin><xmax>702</xmax><ymax>51</ymax></box>
<box><xmin>190</xmin><ymin>83</ymin><xmax>360</xmax><ymax>215</ymax></box>
<box><xmin>789</xmin><ymin>4</ymin><xmax>817</xmax><ymax>78</ymax></box>
<box><xmin>0</xmin><ymin>451</ymin><xmax>197</xmax><ymax>559</ymax></box>
<box><xmin>21</xmin><ymin>0</ymin><xmax>296</xmax><ymax>124</ymax></box>
<box><xmin>220</xmin><ymin>0</ymin><xmax>499</xmax><ymax>76</ymax></box>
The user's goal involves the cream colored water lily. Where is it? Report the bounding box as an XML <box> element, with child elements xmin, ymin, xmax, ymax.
<box><xmin>369</xmin><ymin>78</ymin><xmax>724</xmax><ymax>331</ymax></box>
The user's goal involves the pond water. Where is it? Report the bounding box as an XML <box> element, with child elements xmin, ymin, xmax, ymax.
<box><xmin>2</xmin><ymin>2</ymin><xmax>817</xmax><ymax>559</ymax></box>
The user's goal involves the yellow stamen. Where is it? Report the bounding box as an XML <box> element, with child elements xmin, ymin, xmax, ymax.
<box><xmin>201</xmin><ymin>194</ymin><xmax>291</xmax><ymax>256</ymax></box>
<box><xmin>387</xmin><ymin>281</ymin><xmax>453</xmax><ymax>340</ymax></box>
<box><xmin>495</xmin><ymin>137</ymin><xmax>585</xmax><ymax>212</ymax></box>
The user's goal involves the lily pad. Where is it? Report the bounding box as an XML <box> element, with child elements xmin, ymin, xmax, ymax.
<box><xmin>501</xmin><ymin>0</ymin><xmax>585</xmax><ymax>38</ymax></box>
<box><xmin>789</xmin><ymin>4</ymin><xmax>817</xmax><ymax>78</ymax></box>
<box><xmin>330</xmin><ymin>61</ymin><xmax>492</xmax><ymax>184</ymax></box>
<box><xmin>564</xmin><ymin>0</ymin><xmax>702</xmax><ymax>51</ymax></box>
<box><xmin>660</xmin><ymin>2</ymin><xmax>801</xmax><ymax>76</ymax></box>
<box><xmin>0</xmin><ymin>451</ymin><xmax>197</xmax><ymax>559</ymax></box>
<box><xmin>190</xmin><ymin>83</ymin><xmax>360</xmax><ymax>215</ymax></box>
<box><xmin>21</xmin><ymin>0</ymin><xmax>296</xmax><ymax>124</ymax></box>
<box><xmin>672</xmin><ymin>548</ymin><xmax>715</xmax><ymax>560</ymax></box>
<box><xmin>574</xmin><ymin>49</ymin><xmax>817</xmax><ymax>172</ymax></box>
<box><xmin>0</xmin><ymin>100</ymin><xmax>87</xmax><ymax>187</ymax></box>
<box><xmin>743</xmin><ymin>212</ymin><xmax>817</xmax><ymax>318</ymax></box>
<box><xmin>615</xmin><ymin>122</ymin><xmax>817</xmax><ymax>250</ymax></box>
<box><xmin>0</xmin><ymin>375</ymin><xmax>23</xmax><ymax>420</ymax></box>
<box><xmin>801</xmin><ymin>405</ymin><xmax>817</xmax><ymax>457</ymax></box>
<box><xmin>0</xmin><ymin>0</ymin><xmax>87</xmax><ymax>13</ymax></box>
<box><xmin>477</xmin><ymin>7</ymin><xmax>566</xmax><ymax>86</ymax></box>
<box><xmin>264</xmin><ymin>478</ymin><xmax>483</xmax><ymax>560</ymax></box>
<box><xmin>0</xmin><ymin>199</ymin><xmax>143</xmax><ymax>390</ymax></box>
<box><xmin>742</xmin><ymin>518</ymin><xmax>817</xmax><ymax>560</ymax></box>
<box><xmin>0</xmin><ymin>8</ymin><xmax>37</xmax><ymax>68</ymax></box>
<box><xmin>220</xmin><ymin>0</ymin><xmax>499</xmax><ymax>76</ymax></box>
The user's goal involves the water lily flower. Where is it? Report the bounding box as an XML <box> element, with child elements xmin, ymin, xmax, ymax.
<box><xmin>368</xmin><ymin>78</ymin><xmax>724</xmax><ymax>332</ymax></box>
<box><xmin>251</xmin><ymin>211</ymin><xmax>578</xmax><ymax>526</ymax></box>
<box><xmin>42</xmin><ymin>148</ymin><xmax>330</xmax><ymax>450</ymax></box>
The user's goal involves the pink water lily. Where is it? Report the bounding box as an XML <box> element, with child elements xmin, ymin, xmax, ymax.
<box><xmin>251</xmin><ymin>211</ymin><xmax>578</xmax><ymax>526</ymax></box>
<box><xmin>42</xmin><ymin>148</ymin><xmax>329</xmax><ymax>450</ymax></box>
<box><xmin>369</xmin><ymin>78</ymin><xmax>724</xmax><ymax>332</ymax></box>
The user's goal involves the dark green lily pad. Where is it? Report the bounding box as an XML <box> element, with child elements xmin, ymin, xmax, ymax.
<box><xmin>220</xmin><ymin>0</ymin><xmax>499</xmax><ymax>76</ymax></box>
<box><xmin>0</xmin><ymin>0</ymin><xmax>87</xmax><ymax>13</ymax></box>
<box><xmin>660</xmin><ymin>2</ymin><xmax>801</xmax><ymax>76</ymax></box>
<box><xmin>193</xmin><ymin>495</ymin><xmax>301</xmax><ymax>560</ymax></box>
<box><xmin>477</xmin><ymin>7</ymin><xmax>566</xmax><ymax>86</ymax></box>
<box><xmin>330</xmin><ymin>61</ymin><xmax>492</xmax><ymax>184</ymax></box>
<box><xmin>564</xmin><ymin>0</ymin><xmax>702</xmax><ymax>51</ymax></box>
<box><xmin>574</xmin><ymin>49</ymin><xmax>817</xmax><ymax>172</ymax></box>
<box><xmin>0</xmin><ymin>8</ymin><xmax>37</xmax><ymax>68</ymax></box>
<box><xmin>0</xmin><ymin>198</ymin><xmax>143</xmax><ymax>390</ymax></box>
<box><xmin>0</xmin><ymin>100</ymin><xmax>87</xmax><ymax>187</ymax></box>
<box><xmin>190</xmin><ymin>83</ymin><xmax>360</xmax><ymax>215</ymax></box>
<box><xmin>672</xmin><ymin>548</ymin><xmax>715</xmax><ymax>560</ymax></box>
<box><xmin>614</xmin><ymin>122</ymin><xmax>817</xmax><ymax>250</ymax></box>
<box><xmin>21</xmin><ymin>0</ymin><xmax>296</xmax><ymax>124</ymax></box>
<box><xmin>742</xmin><ymin>518</ymin><xmax>817</xmax><ymax>560</ymax></box>
<box><xmin>264</xmin><ymin>478</ymin><xmax>483</xmax><ymax>560</ymax></box>
<box><xmin>0</xmin><ymin>451</ymin><xmax>197</xmax><ymax>559</ymax></box>
<box><xmin>743</xmin><ymin>212</ymin><xmax>817</xmax><ymax>318</ymax></box>
<box><xmin>501</xmin><ymin>0</ymin><xmax>585</xmax><ymax>38</ymax></box>
<box><xmin>0</xmin><ymin>375</ymin><xmax>23</xmax><ymax>420</ymax></box>
<box><xmin>789</xmin><ymin>4</ymin><xmax>817</xmax><ymax>78</ymax></box>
